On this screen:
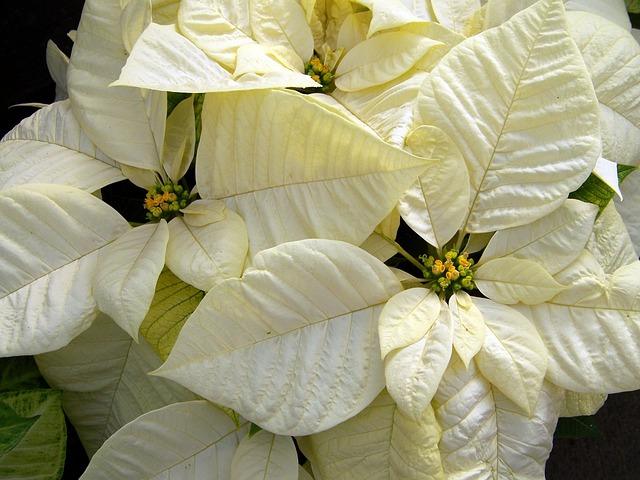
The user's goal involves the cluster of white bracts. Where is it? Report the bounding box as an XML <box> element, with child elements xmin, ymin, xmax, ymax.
<box><xmin>1</xmin><ymin>0</ymin><xmax>639</xmax><ymax>478</ymax></box>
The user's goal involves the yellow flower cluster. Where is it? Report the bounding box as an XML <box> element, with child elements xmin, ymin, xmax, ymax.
<box><xmin>304</xmin><ymin>56</ymin><xmax>335</xmax><ymax>93</ymax></box>
<box><xmin>143</xmin><ymin>183</ymin><xmax>190</xmax><ymax>221</ymax></box>
<box><xmin>420</xmin><ymin>249</ymin><xmax>475</xmax><ymax>297</ymax></box>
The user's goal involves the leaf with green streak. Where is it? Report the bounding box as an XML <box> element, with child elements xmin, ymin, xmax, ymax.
<box><xmin>627</xmin><ymin>0</ymin><xmax>640</xmax><ymax>14</ymax></box>
<box><xmin>0</xmin><ymin>357</ymin><xmax>48</xmax><ymax>392</ymax></box>
<box><xmin>193</xmin><ymin>92</ymin><xmax>205</xmax><ymax>151</ymax></box>
<box><xmin>555</xmin><ymin>416</ymin><xmax>601</xmax><ymax>439</ymax></box>
<box><xmin>167</xmin><ymin>92</ymin><xmax>192</xmax><ymax>117</ymax></box>
<box><xmin>0</xmin><ymin>402</ymin><xmax>38</xmax><ymax>456</ymax></box>
<box><xmin>140</xmin><ymin>268</ymin><xmax>204</xmax><ymax>360</ymax></box>
<box><xmin>0</xmin><ymin>389</ymin><xmax>66</xmax><ymax>480</ymax></box>
<box><xmin>570</xmin><ymin>164</ymin><xmax>637</xmax><ymax>213</ymax></box>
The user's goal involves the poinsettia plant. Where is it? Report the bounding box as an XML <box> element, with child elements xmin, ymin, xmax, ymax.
<box><xmin>1</xmin><ymin>0</ymin><xmax>640</xmax><ymax>478</ymax></box>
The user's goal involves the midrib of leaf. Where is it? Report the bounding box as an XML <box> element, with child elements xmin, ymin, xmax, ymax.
<box><xmin>142</xmin><ymin>421</ymin><xmax>248</xmax><ymax>479</ymax></box>
<box><xmin>2</xmin><ymin>239</ymin><xmax>118</xmax><ymax>298</ymax></box>
<box><xmin>174</xmin><ymin>300</ymin><xmax>385</xmax><ymax>367</ymax></box>
<box><xmin>262</xmin><ymin>434</ymin><xmax>276</xmax><ymax>480</ymax></box>
<box><xmin>459</xmin><ymin>1</ymin><xmax>552</xmax><ymax>236</ymax></box>
<box><xmin>99</xmin><ymin>339</ymin><xmax>134</xmax><ymax>443</ymax></box>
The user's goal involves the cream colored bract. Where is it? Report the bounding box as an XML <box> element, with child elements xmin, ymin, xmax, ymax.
<box><xmin>2</xmin><ymin>0</ymin><xmax>640</xmax><ymax>477</ymax></box>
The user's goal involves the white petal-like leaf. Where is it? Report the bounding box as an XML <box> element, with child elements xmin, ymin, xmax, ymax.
<box><xmin>116</xmin><ymin>23</ymin><xmax>319</xmax><ymax>93</ymax></box>
<box><xmin>36</xmin><ymin>314</ymin><xmax>196</xmax><ymax>457</ymax></box>
<box><xmin>378</xmin><ymin>288</ymin><xmax>441</xmax><ymax>359</ymax></box>
<box><xmin>431</xmin><ymin>0</ymin><xmax>481</xmax><ymax>34</ymax></box>
<box><xmin>94</xmin><ymin>221</ymin><xmax>169</xmax><ymax>340</ymax></box>
<box><xmin>586</xmin><ymin>202</ymin><xmax>637</xmax><ymax>273</ymax></box>
<box><xmin>165</xmin><ymin>200</ymin><xmax>248</xmax><ymax>291</ymax></box>
<box><xmin>67</xmin><ymin>0</ymin><xmax>166</xmax><ymax>170</ymax></box>
<box><xmin>231</xmin><ymin>430</ymin><xmax>298</xmax><ymax>480</ymax></box>
<box><xmin>45</xmin><ymin>40</ymin><xmax>69</xmax><ymax>101</ymax></box>
<box><xmin>593</xmin><ymin>157</ymin><xmax>622</xmax><ymax>199</ymax></box>
<box><xmin>356</xmin><ymin>0</ymin><xmax>428</xmax><ymax>37</ymax></box>
<box><xmin>332</xmin><ymin>70</ymin><xmax>427</xmax><ymax>146</ymax></box>
<box><xmin>119</xmin><ymin>164</ymin><xmax>159</xmax><ymax>190</ymax></box>
<box><xmin>250</xmin><ymin>0</ymin><xmax>314</xmax><ymax>69</ymax></box>
<box><xmin>0</xmin><ymin>185</ymin><xmax>130</xmax><ymax>356</ymax></box>
<box><xmin>479</xmin><ymin>198</ymin><xmax>598</xmax><ymax>275</ymax></box>
<box><xmin>298</xmin><ymin>390</ymin><xmax>444</xmax><ymax>480</ymax></box>
<box><xmin>568</xmin><ymin>12</ymin><xmax>640</xmax><ymax>133</ymax></box>
<box><xmin>560</xmin><ymin>391</ymin><xmax>607</xmax><ymax>417</ymax></box>
<box><xmin>483</xmin><ymin>0</ymin><xmax>536</xmax><ymax>29</ymax></box>
<box><xmin>565</xmin><ymin>0</ymin><xmax>631</xmax><ymax>31</ymax></box>
<box><xmin>399</xmin><ymin>125</ymin><xmax>470</xmax><ymax>249</ymax></box>
<box><xmin>335</xmin><ymin>32</ymin><xmax>444</xmax><ymax>92</ymax></box>
<box><xmin>0</xmin><ymin>101</ymin><xmax>123</xmax><ymax>192</ymax></box>
<box><xmin>599</xmin><ymin>104</ymin><xmax>640</xmax><ymax>167</ymax></box>
<box><xmin>162</xmin><ymin>96</ymin><xmax>195</xmax><ymax>183</ymax></box>
<box><xmin>80</xmin><ymin>401</ymin><xmax>247</xmax><ymax>479</ymax></box>
<box><xmin>196</xmin><ymin>89</ymin><xmax>433</xmax><ymax>257</ymax></box>
<box><xmin>121</xmin><ymin>0</ymin><xmax>152</xmax><ymax>54</ymax></box>
<box><xmin>155</xmin><ymin>240</ymin><xmax>401</xmax><ymax>435</ymax></box>
<box><xmin>418</xmin><ymin>0</ymin><xmax>600</xmax><ymax>233</ymax></box>
<box><xmin>449</xmin><ymin>291</ymin><xmax>485</xmax><ymax>368</ymax></box>
<box><xmin>517</xmin><ymin>255</ymin><xmax>640</xmax><ymax>393</ymax></box>
<box><xmin>178</xmin><ymin>0</ymin><xmax>253</xmax><ymax>68</ymax></box>
<box><xmin>385</xmin><ymin>302</ymin><xmax>454</xmax><ymax>420</ymax></box>
<box><xmin>465</xmin><ymin>232</ymin><xmax>494</xmax><ymax>254</ymax></box>
<box><xmin>475</xmin><ymin>257</ymin><xmax>566</xmax><ymax>305</ymax></box>
<box><xmin>474</xmin><ymin>297</ymin><xmax>548</xmax><ymax>415</ymax></box>
<box><xmin>151</xmin><ymin>0</ymin><xmax>180</xmax><ymax>24</ymax></box>
<box><xmin>569</xmin><ymin>12</ymin><xmax>640</xmax><ymax>167</ymax></box>
<box><xmin>360</xmin><ymin>208</ymin><xmax>400</xmax><ymax>262</ymax></box>
<box><xmin>434</xmin><ymin>355</ymin><xmax>562</xmax><ymax>479</ymax></box>
<box><xmin>336</xmin><ymin>11</ymin><xmax>371</xmax><ymax>52</ymax></box>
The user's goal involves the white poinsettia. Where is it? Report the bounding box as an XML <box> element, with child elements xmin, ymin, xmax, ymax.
<box><xmin>154</xmin><ymin>239</ymin><xmax>402</xmax><ymax>436</ymax></box>
<box><xmin>4</xmin><ymin>0</ymin><xmax>640</xmax><ymax>477</ymax></box>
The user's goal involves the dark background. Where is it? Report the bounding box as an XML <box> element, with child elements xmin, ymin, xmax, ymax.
<box><xmin>1</xmin><ymin>2</ymin><xmax>639</xmax><ymax>478</ymax></box>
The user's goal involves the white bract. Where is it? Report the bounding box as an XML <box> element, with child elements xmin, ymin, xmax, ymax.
<box><xmin>2</xmin><ymin>0</ymin><xmax>640</xmax><ymax>477</ymax></box>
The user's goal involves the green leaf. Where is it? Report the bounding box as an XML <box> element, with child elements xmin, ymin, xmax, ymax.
<box><xmin>626</xmin><ymin>0</ymin><xmax>640</xmax><ymax>14</ymax></box>
<box><xmin>555</xmin><ymin>416</ymin><xmax>601</xmax><ymax>439</ymax></box>
<box><xmin>569</xmin><ymin>164</ymin><xmax>637</xmax><ymax>213</ymax></box>
<box><xmin>618</xmin><ymin>164</ymin><xmax>637</xmax><ymax>185</ymax></box>
<box><xmin>0</xmin><ymin>389</ymin><xmax>66</xmax><ymax>480</ymax></box>
<box><xmin>249</xmin><ymin>423</ymin><xmax>263</xmax><ymax>438</ymax></box>
<box><xmin>0</xmin><ymin>402</ymin><xmax>38</xmax><ymax>456</ymax></box>
<box><xmin>0</xmin><ymin>357</ymin><xmax>48</xmax><ymax>393</ymax></box>
<box><xmin>139</xmin><ymin>268</ymin><xmax>204</xmax><ymax>360</ymax></box>
<box><xmin>167</xmin><ymin>92</ymin><xmax>192</xmax><ymax>117</ymax></box>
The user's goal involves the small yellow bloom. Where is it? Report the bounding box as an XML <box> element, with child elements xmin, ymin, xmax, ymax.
<box><xmin>432</xmin><ymin>260</ymin><xmax>446</xmax><ymax>275</ymax></box>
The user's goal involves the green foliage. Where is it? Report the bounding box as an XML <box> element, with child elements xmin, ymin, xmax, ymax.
<box><xmin>555</xmin><ymin>416</ymin><xmax>601</xmax><ymax>439</ymax></box>
<box><xmin>193</xmin><ymin>93</ymin><xmax>205</xmax><ymax>151</ymax></box>
<box><xmin>0</xmin><ymin>402</ymin><xmax>38</xmax><ymax>456</ymax></box>
<box><xmin>0</xmin><ymin>357</ymin><xmax>47</xmax><ymax>392</ymax></box>
<box><xmin>140</xmin><ymin>268</ymin><xmax>205</xmax><ymax>360</ymax></box>
<box><xmin>249</xmin><ymin>423</ymin><xmax>263</xmax><ymax>438</ymax></box>
<box><xmin>167</xmin><ymin>92</ymin><xmax>192</xmax><ymax>117</ymax></box>
<box><xmin>0</xmin><ymin>358</ymin><xmax>67</xmax><ymax>479</ymax></box>
<box><xmin>627</xmin><ymin>0</ymin><xmax>640</xmax><ymax>14</ymax></box>
<box><xmin>0</xmin><ymin>390</ymin><xmax>66</xmax><ymax>479</ymax></box>
<box><xmin>569</xmin><ymin>164</ymin><xmax>637</xmax><ymax>213</ymax></box>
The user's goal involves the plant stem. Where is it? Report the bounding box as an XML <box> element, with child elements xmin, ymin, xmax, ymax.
<box><xmin>379</xmin><ymin>233</ymin><xmax>430</xmax><ymax>277</ymax></box>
